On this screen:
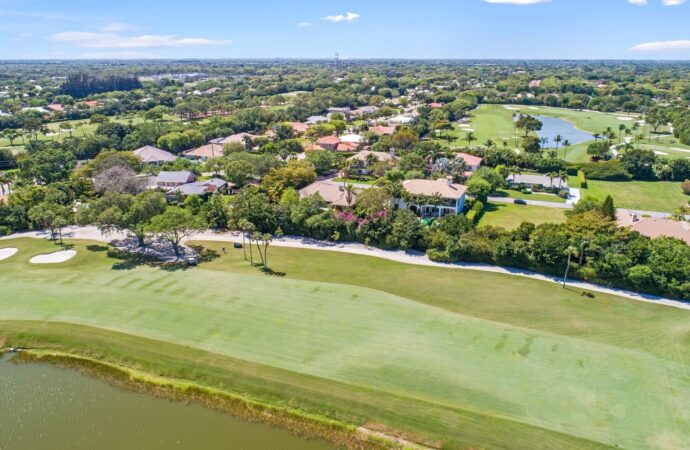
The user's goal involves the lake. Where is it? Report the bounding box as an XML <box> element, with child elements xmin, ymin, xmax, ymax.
<box><xmin>534</xmin><ymin>115</ymin><xmax>594</xmax><ymax>148</ymax></box>
<box><xmin>0</xmin><ymin>354</ymin><xmax>337</xmax><ymax>450</ymax></box>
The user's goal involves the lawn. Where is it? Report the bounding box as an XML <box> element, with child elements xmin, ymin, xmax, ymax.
<box><xmin>495</xmin><ymin>188</ymin><xmax>567</xmax><ymax>203</ymax></box>
<box><xmin>583</xmin><ymin>180</ymin><xmax>688</xmax><ymax>212</ymax></box>
<box><xmin>478</xmin><ymin>202</ymin><xmax>567</xmax><ymax>229</ymax></box>
<box><xmin>1</xmin><ymin>237</ymin><xmax>689</xmax><ymax>449</ymax></box>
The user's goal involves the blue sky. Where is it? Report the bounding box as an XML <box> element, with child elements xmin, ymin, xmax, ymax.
<box><xmin>0</xmin><ymin>0</ymin><xmax>689</xmax><ymax>60</ymax></box>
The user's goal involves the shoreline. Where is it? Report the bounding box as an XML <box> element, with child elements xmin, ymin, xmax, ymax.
<box><xmin>8</xmin><ymin>348</ymin><xmax>426</xmax><ymax>450</ymax></box>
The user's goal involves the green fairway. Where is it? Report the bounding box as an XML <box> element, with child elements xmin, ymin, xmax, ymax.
<box><xmin>583</xmin><ymin>180</ymin><xmax>687</xmax><ymax>212</ymax></box>
<box><xmin>477</xmin><ymin>202</ymin><xmax>567</xmax><ymax>229</ymax></box>
<box><xmin>1</xmin><ymin>238</ymin><xmax>689</xmax><ymax>449</ymax></box>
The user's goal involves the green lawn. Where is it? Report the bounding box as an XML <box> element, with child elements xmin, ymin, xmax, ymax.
<box><xmin>1</xmin><ymin>238</ymin><xmax>689</xmax><ymax>449</ymax></box>
<box><xmin>478</xmin><ymin>202</ymin><xmax>567</xmax><ymax>229</ymax></box>
<box><xmin>495</xmin><ymin>189</ymin><xmax>567</xmax><ymax>203</ymax></box>
<box><xmin>583</xmin><ymin>180</ymin><xmax>688</xmax><ymax>212</ymax></box>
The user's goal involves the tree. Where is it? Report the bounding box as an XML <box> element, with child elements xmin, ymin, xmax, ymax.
<box><xmin>464</xmin><ymin>131</ymin><xmax>476</xmax><ymax>147</ymax></box>
<box><xmin>203</xmin><ymin>193</ymin><xmax>229</xmax><ymax>229</ymax></box>
<box><xmin>387</xmin><ymin>209</ymin><xmax>423</xmax><ymax>250</ymax></box>
<box><xmin>261</xmin><ymin>160</ymin><xmax>317</xmax><ymax>200</ymax></box>
<box><xmin>83</xmin><ymin>190</ymin><xmax>167</xmax><ymax>247</ymax></box>
<box><xmin>553</xmin><ymin>134</ymin><xmax>563</xmax><ymax>151</ymax></box>
<box><xmin>224</xmin><ymin>160</ymin><xmax>254</xmax><ymax>187</ymax></box>
<box><xmin>147</xmin><ymin>207</ymin><xmax>205</xmax><ymax>258</ymax></box>
<box><xmin>562</xmin><ymin>139</ymin><xmax>571</xmax><ymax>161</ymax></box>
<box><xmin>601</xmin><ymin>195</ymin><xmax>616</xmax><ymax>221</ymax></box>
<box><xmin>19</xmin><ymin>148</ymin><xmax>76</xmax><ymax>184</ymax></box>
<box><xmin>515</xmin><ymin>114</ymin><xmax>542</xmax><ymax>138</ymax></box>
<box><xmin>28</xmin><ymin>201</ymin><xmax>69</xmax><ymax>243</ymax></box>
<box><xmin>343</xmin><ymin>183</ymin><xmax>356</xmax><ymax>208</ymax></box>
<box><xmin>93</xmin><ymin>165</ymin><xmax>146</xmax><ymax>195</ymax></box>
<box><xmin>3</xmin><ymin>129</ymin><xmax>20</xmax><ymax>146</ymax></box>
<box><xmin>621</xmin><ymin>149</ymin><xmax>656</xmax><ymax>180</ymax></box>
<box><xmin>467</xmin><ymin>177</ymin><xmax>492</xmax><ymax>203</ymax></box>
<box><xmin>586</xmin><ymin>141</ymin><xmax>609</xmax><ymax>161</ymax></box>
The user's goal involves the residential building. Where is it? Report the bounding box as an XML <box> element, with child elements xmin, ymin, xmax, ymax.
<box><xmin>395</xmin><ymin>178</ymin><xmax>467</xmax><ymax>217</ymax></box>
<box><xmin>183</xmin><ymin>143</ymin><xmax>224</xmax><ymax>161</ymax></box>
<box><xmin>170</xmin><ymin>178</ymin><xmax>230</xmax><ymax>197</ymax></box>
<box><xmin>506</xmin><ymin>174</ymin><xmax>568</xmax><ymax>191</ymax></box>
<box><xmin>617</xmin><ymin>211</ymin><xmax>690</xmax><ymax>245</ymax></box>
<box><xmin>455</xmin><ymin>152</ymin><xmax>483</xmax><ymax>174</ymax></box>
<box><xmin>218</xmin><ymin>132</ymin><xmax>257</xmax><ymax>145</ymax></box>
<box><xmin>347</xmin><ymin>150</ymin><xmax>398</xmax><ymax>175</ymax></box>
<box><xmin>306</xmin><ymin>115</ymin><xmax>329</xmax><ymax>125</ymax></box>
<box><xmin>298</xmin><ymin>181</ymin><xmax>359</xmax><ymax>209</ymax></box>
<box><xmin>387</xmin><ymin>115</ymin><xmax>414</xmax><ymax>126</ymax></box>
<box><xmin>133</xmin><ymin>145</ymin><xmax>177</xmax><ymax>164</ymax></box>
<box><xmin>156</xmin><ymin>170</ymin><xmax>196</xmax><ymax>188</ymax></box>
<box><xmin>288</xmin><ymin>122</ymin><xmax>310</xmax><ymax>134</ymax></box>
<box><xmin>353</xmin><ymin>105</ymin><xmax>379</xmax><ymax>116</ymax></box>
<box><xmin>369</xmin><ymin>125</ymin><xmax>396</xmax><ymax>136</ymax></box>
<box><xmin>315</xmin><ymin>135</ymin><xmax>341</xmax><ymax>151</ymax></box>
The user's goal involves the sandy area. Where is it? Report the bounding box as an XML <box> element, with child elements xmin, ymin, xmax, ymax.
<box><xmin>29</xmin><ymin>250</ymin><xmax>77</xmax><ymax>264</ymax></box>
<box><xmin>528</xmin><ymin>106</ymin><xmax>539</xmax><ymax>110</ymax></box>
<box><xmin>0</xmin><ymin>248</ymin><xmax>18</xmax><ymax>261</ymax></box>
<box><xmin>458</xmin><ymin>123</ymin><xmax>471</xmax><ymax>128</ymax></box>
<box><xmin>617</xmin><ymin>117</ymin><xmax>634</xmax><ymax>121</ymax></box>
<box><xmin>672</xmin><ymin>147</ymin><xmax>690</xmax><ymax>154</ymax></box>
<box><xmin>503</xmin><ymin>106</ymin><xmax>519</xmax><ymax>110</ymax></box>
<box><xmin>654</xmin><ymin>151</ymin><xmax>668</xmax><ymax>155</ymax></box>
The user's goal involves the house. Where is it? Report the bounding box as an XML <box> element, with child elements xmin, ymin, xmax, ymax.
<box><xmin>428</xmin><ymin>102</ymin><xmax>444</xmax><ymax>109</ymax></box>
<box><xmin>306</xmin><ymin>115</ymin><xmax>329</xmax><ymax>125</ymax></box>
<box><xmin>529</xmin><ymin>80</ymin><xmax>542</xmax><ymax>88</ymax></box>
<box><xmin>387</xmin><ymin>115</ymin><xmax>414</xmax><ymax>126</ymax></box>
<box><xmin>353</xmin><ymin>106</ymin><xmax>379</xmax><ymax>116</ymax></box>
<box><xmin>315</xmin><ymin>135</ymin><xmax>341</xmax><ymax>151</ymax></box>
<box><xmin>47</xmin><ymin>104</ymin><xmax>64</xmax><ymax>113</ymax></box>
<box><xmin>395</xmin><ymin>178</ymin><xmax>467</xmax><ymax>217</ymax></box>
<box><xmin>617</xmin><ymin>211</ymin><xmax>690</xmax><ymax>245</ymax></box>
<box><xmin>298</xmin><ymin>181</ymin><xmax>359</xmax><ymax>209</ymax></box>
<box><xmin>347</xmin><ymin>150</ymin><xmax>398</xmax><ymax>175</ymax></box>
<box><xmin>369</xmin><ymin>125</ymin><xmax>396</xmax><ymax>136</ymax></box>
<box><xmin>455</xmin><ymin>152</ymin><xmax>483</xmax><ymax>174</ymax></box>
<box><xmin>218</xmin><ymin>132</ymin><xmax>258</xmax><ymax>146</ymax></box>
<box><xmin>170</xmin><ymin>178</ymin><xmax>230</xmax><ymax>197</ymax></box>
<box><xmin>506</xmin><ymin>174</ymin><xmax>568</xmax><ymax>191</ymax></box>
<box><xmin>288</xmin><ymin>122</ymin><xmax>310</xmax><ymax>134</ymax></box>
<box><xmin>340</xmin><ymin>133</ymin><xmax>364</xmax><ymax>144</ymax></box>
<box><xmin>156</xmin><ymin>170</ymin><xmax>196</xmax><ymax>188</ymax></box>
<box><xmin>336</xmin><ymin>142</ymin><xmax>359</xmax><ymax>152</ymax></box>
<box><xmin>327</xmin><ymin>107</ymin><xmax>352</xmax><ymax>117</ymax></box>
<box><xmin>133</xmin><ymin>145</ymin><xmax>177</xmax><ymax>164</ymax></box>
<box><xmin>183</xmin><ymin>143</ymin><xmax>224</xmax><ymax>161</ymax></box>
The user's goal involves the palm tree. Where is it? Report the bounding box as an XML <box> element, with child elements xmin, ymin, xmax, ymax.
<box><xmin>546</xmin><ymin>171</ymin><xmax>557</xmax><ymax>189</ymax></box>
<box><xmin>484</xmin><ymin>139</ymin><xmax>495</xmax><ymax>149</ymax></box>
<box><xmin>511</xmin><ymin>112</ymin><xmax>518</xmax><ymax>147</ymax></box>
<box><xmin>508</xmin><ymin>165</ymin><xmax>522</xmax><ymax>184</ymax></box>
<box><xmin>344</xmin><ymin>183</ymin><xmax>355</xmax><ymax>208</ymax></box>
<box><xmin>557</xmin><ymin>170</ymin><xmax>568</xmax><ymax>189</ymax></box>
<box><xmin>553</xmin><ymin>134</ymin><xmax>563</xmax><ymax>152</ymax></box>
<box><xmin>618</xmin><ymin>124</ymin><xmax>626</xmax><ymax>144</ymax></box>
<box><xmin>593</xmin><ymin>133</ymin><xmax>601</xmax><ymax>142</ymax></box>
<box><xmin>562</xmin><ymin>139</ymin><xmax>571</xmax><ymax>161</ymax></box>
<box><xmin>634</xmin><ymin>134</ymin><xmax>644</xmax><ymax>150</ymax></box>
<box><xmin>541</xmin><ymin>137</ymin><xmax>549</xmax><ymax>150</ymax></box>
<box><xmin>464</xmin><ymin>131</ymin><xmax>476</xmax><ymax>147</ymax></box>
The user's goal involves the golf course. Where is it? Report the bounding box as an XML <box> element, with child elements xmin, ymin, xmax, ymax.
<box><xmin>1</xmin><ymin>237</ymin><xmax>689</xmax><ymax>449</ymax></box>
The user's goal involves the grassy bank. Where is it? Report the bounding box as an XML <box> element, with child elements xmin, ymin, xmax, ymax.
<box><xmin>2</xmin><ymin>237</ymin><xmax>689</xmax><ymax>449</ymax></box>
<box><xmin>477</xmin><ymin>202</ymin><xmax>567</xmax><ymax>229</ymax></box>
<box><xmin>582</xmin><ymin>180</ymin><xmax>687</xmax><ymax>212</ymax></box>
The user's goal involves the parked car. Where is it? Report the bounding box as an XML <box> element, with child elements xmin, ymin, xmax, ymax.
<box><xmin>186</xmin><ymin>256</ymin><xmax>198</xmax><ymax>266</ymax></box>
<box><xmin>514</xmin><ymin>199</ymin><xmax>527</xmax><ymax>205</ymax></box>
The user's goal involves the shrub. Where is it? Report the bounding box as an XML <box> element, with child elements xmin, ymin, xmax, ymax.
<box><xmin>579</xmin><ymin>161</ymin><xmax>632</xmax><ymax>181</ymax></box>
<box><xmin>681</xmin><ymin>180</ymin><xmax>690</xmax><ymax>196</ymax></box>
<box><xmin>466</xmin><ymin>201</ymin><xmax>484</xmax><ymax>223</ymax></box>
<box><xmin>577</xmin><ymin>170</ymin><xmax>588</xmax><ymax>188</ymax></box>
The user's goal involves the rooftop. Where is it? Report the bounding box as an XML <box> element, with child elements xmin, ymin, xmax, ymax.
<box><xmin>402</xmin><ymin>179</ymin><xmax>467</xmax><ymax>200</ymax></box>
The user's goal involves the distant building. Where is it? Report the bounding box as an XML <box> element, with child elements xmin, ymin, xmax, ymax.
<box><xmin>156</xmin><ymin>170</ymin><xmax>196</xmax><ymax>188</ymax></box>
<box><xmin>454</xmin><ymin>152</ymin><xmax>483</xmax><ymax>174</ymax></box>
<box><xmin>170</xmin><ymin>178</ymin><xmax>230</xmax><ymax>197</ymax></box>
<box><xmin>387</xmin><ymin>115</ymin><xmax>414</xmax><ymax>126</ymax></box>
<box><xmin>288</xmin><ymin>122</ymin><xmax>310</xmax><ymax>134</ymax></box>
<box><xmin>133</xmin><ymin>146</ymin><xmax>177</xmax><ymax>164</ymax></box>
<box><xmin>315</xmin><ymin>135</ymin><xmax>341</xmax><ymax>151</ymax></box>
<box><xmin>395</xmin><ymin>178</ymin><xmax>467</xmax><ymax>217</ymax></box>
<box><xmin>347</xmin><ymin>150</ymin><xmax>398</xmax><ymax>175</ymax></box>
<box><xmin>306</xmin><ymin>115</ymin><xmax>329</xmax><ymax>125</ymax></box>
<box><xmin>506</xmin><ymin>174</ymin><xmax>568</xmax><ymax>191</ymax></box>
<box><xmin>353</xmin><ymin>106</ymin><xmax>379</xmax><ymax>116</ymax></box>
<box><xmin>369</xmin><ymin>125</ymin><xmax>396</xmax><ymax>136</ymax></box>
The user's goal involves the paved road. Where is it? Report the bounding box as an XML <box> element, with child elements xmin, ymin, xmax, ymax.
<box><xmin>4</xmin><ymin>226</ymin><xmax>689</xmax><ymax>311</ymax></box>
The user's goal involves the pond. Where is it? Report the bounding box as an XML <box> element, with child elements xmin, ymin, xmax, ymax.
<box><xmin>0</xmin><ymin>354</ymin><xmax>337</xmax><ymax>450</ymax></box>
<box><xmin>534</xmin><ymin>115</ymin><xmax>594</xmax><ymax>148</ymax></box>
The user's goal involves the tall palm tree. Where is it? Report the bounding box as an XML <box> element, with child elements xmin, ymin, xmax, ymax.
<box><xmin>593</xmin><ymin>133</ymin><xmax>601</xmax><ymax>142</ymax></box>
<box><xmin>541</xmin><ymin>137</ymin><xmax>549</xmax><ymax>150</ymax></box>
<box><xmin>546</xmin><ymin>172</ymin><xmax>557</xmax><ymax>189</ymax></box>
<box><xmin>562</xmin><ymin>139</ymin><xmax>571</xmax><ymax>161</ymax></box>
<box><xmin>344</xmin><ymin>183</ymin><xmax>355</xmax><ymax>208</ymax></box>
<box><xmin>618</xmin><ymin>124</ymin><xmax>626</xmax><ymax>144</ymax></box>
<box><xmin>484</xmin><ymin>139</ymin><xmax>495</xmax><ymax>149</ymax></box>
<box><xmin>553</xmin><ymin>134</ymin><xmax>563</xmax><ymax>151</ymax></box>
<box><xmin>464</xmin><ymin>131</ymin><xmax>476</xmax><ymax>147</ymax></box>
<box><xmin>557</xmin><ymin>170</ymin><xmax>569</xmax><ymax>189</ymax></box>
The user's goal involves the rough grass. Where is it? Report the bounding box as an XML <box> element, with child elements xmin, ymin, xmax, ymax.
<box><xmin>477</xmin><ymin>202</ymin><xmax>567</xmax><ymax>230</ymax></box>
<box><xmin>1</xmin><ymin>237</ymin><xmax>689</xmax><ymax>449</ymax></box>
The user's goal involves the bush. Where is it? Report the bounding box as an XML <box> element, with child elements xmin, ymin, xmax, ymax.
<box><xmin>682</xmin><ymin>180</ymin><xmax>690</xmax><ymax>196</ymax></box>
<box><xmin>577</xmin><ymin>170</ymin><xmax>588</xmax><ymax>188</ymax></box>
<box><xmin>579</xmin><ymin>161</ymin><xmax>632</xmax><ymax>181</ymax></box>
<box><xmin>466</xmin><ymin>201</ymin><xmax>484</xmax><ymax>223</ymax></box>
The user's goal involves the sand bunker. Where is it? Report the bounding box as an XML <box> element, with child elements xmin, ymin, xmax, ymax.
<box><xmin>654</xmin><ymin>151</ymin><xmax>668</xmax><ymax>156</ymax></box>
<box><xmin>617</xmin><ymin>117</ymin><xmax>634</xmax><ymax>121</ymax></box>
<box><xmin>0</xmin><ymin>248</ymin><xmax>18</xmax><ymax>261</ymax></box>
<box><xmin>528</xmin><ymin>107</ymin><xmax>539</xmax><ymax>110</ymax></box>
<box><xmin>672</xmin><ymin>147</ymin><xmax>690</xmax><ymax>154</ymax></box>
<box><xmin>503</xmin><ymin>106</ymin><xmax>519</xmax><ymax>110</ymax></box>
<box><xmin>29</xmin><ymin>250</ymin><xmax>77</xmax><ymax>264</ymax></box>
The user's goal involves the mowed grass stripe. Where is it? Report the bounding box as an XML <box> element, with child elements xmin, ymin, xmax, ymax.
<box><xmin>1</xmin><ymin>238</ymin><xmax>689</xmax><ymax>449</ymax></box>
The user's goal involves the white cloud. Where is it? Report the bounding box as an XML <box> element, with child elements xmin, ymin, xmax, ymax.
<box><xmin>99</xmin><ymin>22</ymin><xmax>139</xmax><ymax>32</ymax></box>
<box><xmin>483</xmin><ymin>0</ymin><xmax>550</xmax><ymax>4</ymax></box>
<box><xmin>76</xmin><ymin>51</ymin><xmax>156</xmax><ymax>59</ymax></box>
<box><xmin>50</xmin><ymin>31</ymin><xmax>231</xmax><ymax>48</ymax></box>
<box><xmin>631</xmin><ymin>39</ymin><xmax>690</xmax><ymax>51</ymax></box>
<box><xmin>662</xmin><ymin>0</ymin><xmax>686</xmax><ymax>5</ymax></box>
<box><xmin>322</xmin><ymin>12</ymin><xmax>360</xmax><ymax>22</ymax></box>
<box><xmin>627</xmin><ymin>0</ymin><xmax>647</xmax><ymax>5</ymax></box>
<box><xmin>297</xmin><ymin>22</ymin><xmax>312</xmax><ymax>28</ymax></box>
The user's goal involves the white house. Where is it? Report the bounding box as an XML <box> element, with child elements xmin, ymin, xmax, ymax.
<box><xmin>395</xmin><ymin>178</ymin><xmax>467</xmax><ymax>217</ymax></box>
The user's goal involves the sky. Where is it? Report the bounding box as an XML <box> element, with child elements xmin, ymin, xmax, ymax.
<box><xmin>0</xmin><ymin>0</ymin><xmax>689</xmax><ymax>60</ymax></box>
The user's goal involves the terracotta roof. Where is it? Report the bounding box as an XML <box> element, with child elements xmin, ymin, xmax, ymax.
<box><xmin>298</xmin><ymin>181</ymin><xmax>359</xmax><ymax>208</ymax></box>
<box><xmin>289</xmin><ymin>122</ymin><xmax>309</xmax><ymax>133</ymax></box>
<box><xmin>47</xmin><ymin>104</ymin><xmax>64</xmax><ymax>112</ymax></box>
<box><xmin>335</xmin><ymin>142</ymin><xmax>358</xmax><ymax>152</ymax></box>
<box><xmin>183</xmin><ymin>143</ymin><xmax>224</xmax><ymax>159</ymax></box>
<box><xmin>618</xmin><ymin>213</ymin><xmax>690</xmax><ymax>245</ymax></box>
<box><xmin>401</xmin><ymin>179</ymin><xmax>467</xmax><ymax>200</ymax></box>
<box><xmin>303</xmin><ymin>142</ymin><xmax>325</xmax><ymax>152</ymax></box>
<box><xmin>133</xmin><ymin>145</ymin><xmax>176</xmax><ymax>163</ymax></box>
<box><xmin>428</xmin><ymin>102</ymin><xmax>444</xmax><ymax>108</ymax></box>
<box><xmin>454</xmin><ymin>152</ymin><xmax>483</xmax><ymax>167</ymax></box>
<box><xmin>316</xmin><ymin>135</ymin><xmax>341</xmax><ymax>145</ymax></box>
<box><xmin>219</xmin><ymin>133</ymin><xmax>257</xmax><ymax>145</ymax></box>
<box><xmin>369</xmin><ymin>125</ymin><xmax>396</xmax><ymax>136</ymax></box>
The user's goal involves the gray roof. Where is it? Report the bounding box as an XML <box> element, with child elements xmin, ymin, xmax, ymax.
<box><xmin>156</xmin><ymin>170</ymin><xmax>195</xmax><ymax>184</ymax></box>
<box><xmin>506</xmin><ymin>174</ymin><xmax>568</xmax><ymax>189</ymax></box>
<box><xmin>172</xmin><ymin>178</ymin><xmax>228</xmax><ymax>196</ymax></box>
<box><xmin>306</xmin><ymin>115</ymin><xmax>328</xmax><ymax>124</ymax></box>
<box><xmin>133</xmin><ymin>145</ymin><xmax>176</xmax><ymax>163</ymax></box>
